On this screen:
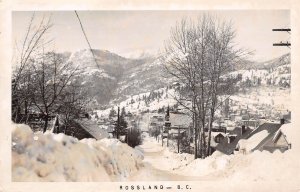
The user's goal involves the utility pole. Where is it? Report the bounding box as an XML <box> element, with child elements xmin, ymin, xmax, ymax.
<box><xmin>167</xmin><ymin>128</ymin><xmax>169</xmax><ymax>147</ymax></box>
<box><xmin>272</xmin><ymin>28</ymin><xmax>291</xmax><ymax>48</ymax></box>
<box><xmin>117</xmin><ymin>106</ymin><xmax>120</xmax><ymax>139</ymax></box>
<box><xmin>165</xmin><ymin>105</ymin><xmax>170</xmax><ymax>147</ymax></box>
<box><xmin>126</xmin><ymin>127</ymin><xmax>129</xmax><ymax>144</ymax></box>
<box><xmin>177</xmin><ymin>126</ymin><xmax>180</xmax><ymax>153</ymax></box>
<box><xmin>162</xmin><ymin>126</ymin><xmax>164</xmax><ymax>147</ymax></box>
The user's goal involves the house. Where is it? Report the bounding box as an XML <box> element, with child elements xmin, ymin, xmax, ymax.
<box><xmin>213</xmin><ymin>125</ymin><xmax>253</xmax><ymax>155</ymax></box>
<box><xmin>149</xmin><ymin>113</ymin><xmax>165</xmax><ymax>135</ymax></box>
<box><xmin>241</xmin><ymin>119</ymin><xmax>260</xmax><ymax>129</ymax></box>
<box><xmin>149</xmin><ymin>114</ymin><xmax>164</xmax><ymax>127</ymax></box>
<box><xmin>282</xmin><ymin>111</ymin><xmax>291</xmax><ymax>123</ymax></box>
<box><xmin>209</xmin><ymin>132</ymin><xmax>229</xmax><ymax>154</ymax></box>
<box><xmin>237</xmin><ymin>120</ymin><xmax>291</xmax><ymax>153</ymax></box>
<box><xmin>164</xmin><ymin>111</ymin><xmax>192</xmax><ymax>139</ymax></box>
<box><xmin>258</xmin><ymin>128</ymin><xmax>290</xmax><ymax>152</ymax></box>
<box><xmin>213</xmin><ymin>132</ymin><xmax>227</xmax><ymax>143</ymax></box>
<box><xmin>52</xmin><ymin>117</ymin><xmax>109</xmax><ymax>140</ymax></box>
<box><xmin>229</xmin><ymin>113</ymin><xmax>243</xmax><ymax>122</ymax></box>
<box><xmin>169</xmin><ymin>112</ymin><xmax>192</xmax><ymax>128</ymax></box>
<box><xmin>52</xmin><ymin>119</ymin><xmax>96</xmax><ymax>140</ymax></box>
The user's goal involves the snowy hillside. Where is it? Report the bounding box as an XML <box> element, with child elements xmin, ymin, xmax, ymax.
<box><xmin>233</xmin><ymin>53</ymin><xmax>290</xmax><ymax>70</ymax></box>
<box><xmin>223</xmin><ymin>53</ymin><xmax>291</xmax><ymax>87</ymax></box>
<box><xmin>97</xmin><ymin>84</ymin><xmax>290</xmax><ymax>123</ymax></box>
<box><xmin>117</xmin><ymin>57</ymin><xmax>171</xmax><ymax>98</ymax></box>
<box><xmin>60</xmin><ymin>49</ymin><xmax>290</xmax><ymax>110</ymax></box>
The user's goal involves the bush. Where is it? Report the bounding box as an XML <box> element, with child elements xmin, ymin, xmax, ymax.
<box><xmin>126</xmin><ymin>128</ymin><xmax>143</xmax><ymax>148</ymax></box>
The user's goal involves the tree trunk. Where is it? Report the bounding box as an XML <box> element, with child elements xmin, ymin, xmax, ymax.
<box><xmin>206</xmin><ymin>116</ymin><xmax>212</xmax><ymax>156</ymax></box>
<box><xmin>201</xmin><ymin>119</ymin><xmax>206</xmax><ymax>159</ymax></box>
<box><xmin>43</xmin><ymin>115</ymin><xmax>48</xmax><ymax>133</ymax></box>
<box><xmin>194</xmin><ymin>129</ymin><xmax>197</xmax><ymax>159</ymax></box>
<box><xmin>192</xmin><ymin>96</ymin><xmax>197</xmax><ymax>159</ymax></box>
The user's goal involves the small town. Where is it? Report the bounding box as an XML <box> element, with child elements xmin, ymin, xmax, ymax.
<box><xmin>10</xmin><ymin>10</ymin><xmax>297</xmax><ymax>188</ymax></box>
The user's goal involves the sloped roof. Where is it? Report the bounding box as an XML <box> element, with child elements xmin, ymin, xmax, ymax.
<box><xmin>210</xmin><ymin>132</ymin><xmax>229</xmax><ymax>148</ymax></box>
<box><xmin>246</xmin><ymin>122</ymin><xmax>282</xmax><ymax>140</ymax></box>
<box><xmin>211</xmin><ymin>132</ymin><xmax>227</xmax><ymax>138</ymax></box>
<box><xmin>214</xmin><ymin>123</ymin><xmax>288</xmax><ymax>155</ymax></box>
<box><xmin>253</xmin><ymin>123</ymin><xmax>291</xmax><ymax>152</ymax></box>
<box><xmin>280</xmin><ymin>123</ymin><xmax>294</xmax><ymax>144</ymax></box>
<box><xmin>215</xmin><ymin>128</ymin><xmax>253</xmax><ymax>155</ymax></box>
<box><xmin>76</xmin><ymin>119</ymin><xmax>109</xmax><ymax>140</ymax></box>
<box><xmin>240</xmin><ymin>123</ymin><xmax>283</xmax><ymax>152</ymax></box>
<box><xmin>169</xmin><ymin>129</ymin><xmax>187</xmax><ymax>134</ymax></box>
<box><xmin>169</xmin><ymin>112</ymin><xmax>192</xmax><ymax>128</ymax></box>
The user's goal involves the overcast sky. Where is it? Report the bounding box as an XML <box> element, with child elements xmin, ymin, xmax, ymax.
<box><xmin>13</xmin><ymin>10</ymin><xmax>290</xmax><ymax>62</ymax></box>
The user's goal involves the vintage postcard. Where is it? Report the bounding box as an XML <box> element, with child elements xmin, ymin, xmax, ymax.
<box><xmin>1</xmin><ymin>1</ymin><xmax>300</xmax><ymax>192</ymax></box>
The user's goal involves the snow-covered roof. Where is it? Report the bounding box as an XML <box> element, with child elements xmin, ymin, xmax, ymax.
<box><xmin>279</xmin><ymin>123</ymin><xmax>294</xmax><ymax>144</ymax></box>
<box><xmin>169</xmin><ymin>129</ymin><xmax>187</xmax><ymax>134</ymax></box>
<box><xmin>246</xmin><ymin>122</ymin><xmax>282</xmax><ymax>140</ymax></box>
<box><xmin>237</xmin><ymin>122</ymin><xmax>285</xmax><ymax>152</ymax></box>
<box><xmin>211</xmin><ymin>132</ymin><xmax>227</xmax><ymax>138</ymax></box>
<box><xmin>169</xmin><ymin>112</ymin><xmax>192</xmax><ymax>128</ymax></box>
<box><xmin>76</xmin><ymin>119</ymin><xmax>109</xmax><ymax>140</ymax></box>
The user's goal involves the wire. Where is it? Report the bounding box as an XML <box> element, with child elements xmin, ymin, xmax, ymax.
<box><xmin>74</xmin><ymin>10</ymin><xmax>114</xmax><ymax>97</ymax></box>
<box><xmin>74</xmin><ymin>11</ymin><xmax>100</xmax><ymax>69</ymax></box>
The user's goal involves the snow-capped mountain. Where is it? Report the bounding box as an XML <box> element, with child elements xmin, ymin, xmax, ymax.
<box><xmin>61</xmin><ymin>49</ymin><xmax>290</xmax><ymax>109</ymax></box>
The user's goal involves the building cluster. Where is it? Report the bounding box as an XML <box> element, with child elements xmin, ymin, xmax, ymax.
<box><xmin>147</xmin><ymin>100</ymin><xmax>292</xmax><ymax>155</ymax></box>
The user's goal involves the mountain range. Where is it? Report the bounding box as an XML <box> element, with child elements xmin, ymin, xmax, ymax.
<box><xmin>60</xmin><ymin>49</ymin><xmax>291</xmax><ymax>109</ymax></box>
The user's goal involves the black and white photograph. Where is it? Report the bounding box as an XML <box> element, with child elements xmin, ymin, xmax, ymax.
<box><xmin>1</xmin><ymin>5</ymin><xmax>299</xmax><ymax>191</ymax></box>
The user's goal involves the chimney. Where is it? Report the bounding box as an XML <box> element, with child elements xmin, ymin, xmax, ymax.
<box><xmin>280</xmin><ymin>118</ymin><xmax>285</xmax><ymax>125</ymax></box>
<box><xmin>241</xmin><ymin>125</ymin><xmax>246</xmax><ymax>135</ymax></box>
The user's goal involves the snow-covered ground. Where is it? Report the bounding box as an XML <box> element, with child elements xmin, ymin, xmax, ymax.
<box><xmin>175</xmin><ymin>122</ymin><xmax>300</xmax><ymax>183</ymax></box>
<box><xmin>229</xmin><ymin>86</ymin><xmax>290</xmax><ymax>110</ymax></box>
<box><xmin>130</xmin><ymin>122</ymin><xmax>299</xmax><ymax>184</ymax></box>
<box><xmin>96</xmin><ymin>87</ymin><xmax>178</xmax><ymax>117</ymax></box>
<box><xmin>129</xmin><ymin>129</ymin><xmax>299</xmax><ymax>185</ymax></box>
<box><xmin>135</xmin><ymin>136</ymin><xmax>194</xmax><ymax>172</ymax></box>
<box><xmin>12</xmin><ymin>122</ymin><xmax>299</xmax><ymax>189</ymax></box>
<box><xmin>130</xmin><ymin>136</ymin><xmax>200</xmax><ymax>181</ymax></box>
<box><xmin>12</xmin><ymin>124</ymin><xmax>143</xmax><ymax>182</ymax></box>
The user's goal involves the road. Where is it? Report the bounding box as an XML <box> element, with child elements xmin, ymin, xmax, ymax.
<box><xmin>128</xmin><ymin>136</ymin><xmax>208</xmax><ymax>181</ymax></box>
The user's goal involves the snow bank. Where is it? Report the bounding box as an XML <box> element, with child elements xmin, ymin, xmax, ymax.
<box><xmin>227</xmin><ymin>150</ymin><xmax>300</xmax><ymax>182</ymax></box>
<box><xmin>175</xmin><ymin>151</ymin><xmax>233</xmax><ymax>177</ymax></box>
<box><xmin>162</xmin><ymin>147</ymin><xmax>194</xmax><ymax>171</ymax></box>
<box><xmin>177</xmin><ymin>124</ymin><xmax>300</xmax><ymax>183</ymax></box>
<box><xmin>177</xmin><ymin>149</ymin><xmax>299</xmax><ymax>182</ymax></box>
<box><xmin>12</xmin><ymin>124</ymin><xmax>143</xmax><ymax>182</ymax></box>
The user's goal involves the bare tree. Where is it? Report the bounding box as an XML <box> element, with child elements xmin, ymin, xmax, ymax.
<box><xmin>162</xmin><ymin>15</ymin><xmax>245</xmax><ymax>159</ymax></box>
<box><xmin>12</xmin><ymin>13</ymin><xmax>53</xmax><ymax>122</ymax></box>
<box><xmin>57</xmin><ymin>79</ymin><xmax>89</xmax><ymax>133</ymax></box>
<box><xmin>29</xmin><ymin>52</ymin><xmax>80</xmax><ymax>132</ymax></box>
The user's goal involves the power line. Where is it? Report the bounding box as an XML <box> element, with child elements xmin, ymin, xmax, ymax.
<box><xmin>272</xmin><ymin>28</ymin><xmax>291</xmax><ymax>33</ymax></box>
<box><xmin>74</xmin><ymin>10</ymin><xmax>114</xmax><ymax>97</ymax></box>
<box><xmin>74</xmin><ymin>11</ymin><xmax>100</xmax><ymax>69</ymax></box>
